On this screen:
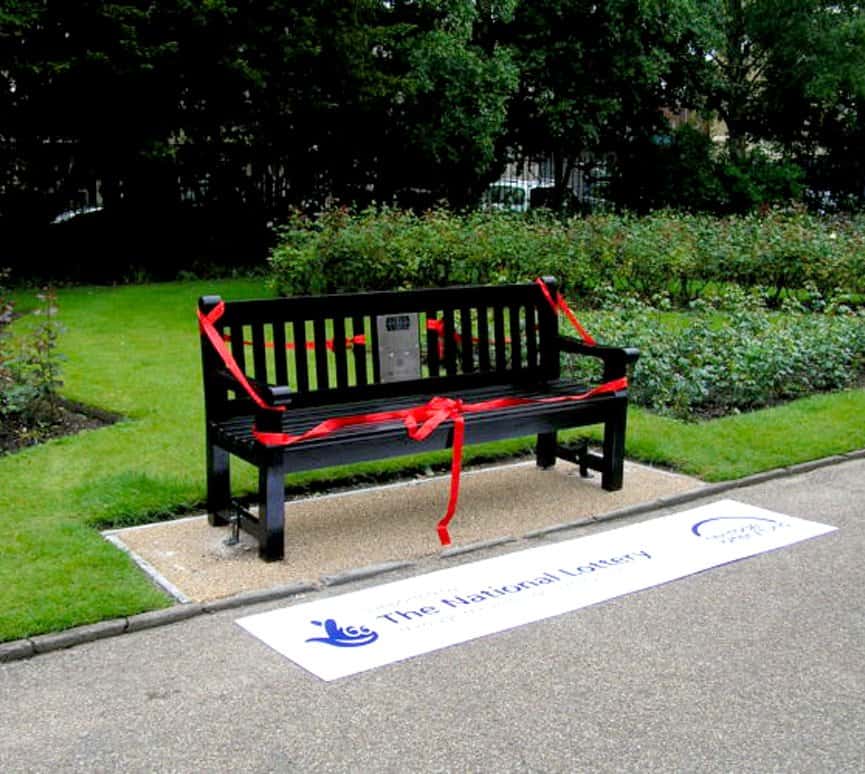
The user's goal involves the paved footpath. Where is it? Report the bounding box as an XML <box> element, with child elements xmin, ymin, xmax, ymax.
<box><xmin>2</xmin><ymin>458</ymin><xmax>864</xmax><ymax>773</ymax></box>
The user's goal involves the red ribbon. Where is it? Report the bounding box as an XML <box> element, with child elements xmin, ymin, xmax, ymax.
<box><xmin>426</xmin><ymin>318</ymin><xmax>511</xmax><ymax>359</ymax></box>
<box><xmin>198</xmin><ymin>303</ymin><xmax>284</xmax><ymax>413</ymax></box>
<box><xmin>253</xmin><ymin>379</ymin><xmax>627</xmax><ymax>546</ymax></box>
<box><xmin>534</xmin><ymin>278</ymin><xmax>596</xmax><ymax>346</ymax></box>
<box><xmin>426</xmin><ymin>318</ymin><xmax>448</xmax><ymax>359</ymax></box>
<box><xmin>223</xmin><ymin>334</ymin><xmax>367</xmax><ymax>352</ymax></box>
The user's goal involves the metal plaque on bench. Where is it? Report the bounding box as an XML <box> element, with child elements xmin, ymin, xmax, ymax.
<box><xmin>376</xmin><ymin>313</ymin><xmax>421</xmax><ymax>383</ymax></box>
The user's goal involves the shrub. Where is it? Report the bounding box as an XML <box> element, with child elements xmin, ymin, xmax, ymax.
<box><xmin>564</xmin><ymin>291</ymin><xmax>865</xmax><ymax>421</ymax></box>
<box><xmin>267</xmin><ymin>207</ymin><xmax>865</xmax><ymax>307</ymax></box>
<box><xmin>268</xmin><ymin>207</ymin><xmax>583</xmax><ymax>296</ymax></box>
<box><xmin>0</xmin><ymin>270</ymin><xmax>21</xmax><ymax>411</ymax></box>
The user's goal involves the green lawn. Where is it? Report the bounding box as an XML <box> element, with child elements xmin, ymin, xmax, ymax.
<box><xmin>1</xmin><ymin>278</ymin><xmax>863</xmax><ymax>642</ymax></box>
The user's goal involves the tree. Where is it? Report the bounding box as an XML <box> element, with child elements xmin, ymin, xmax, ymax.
<box><xmin>697</xmin><ymin>0</ymin><xmax>865</xmax><ymax>199</ymax></box>
<box><xmin>186</xmin><ymin>0</ymin><xmax>518</xmax><ymax>212</ymax></box>
<box><xmin>504</xmin><ymin>0</ymin><xmax>704</xmax><ymax>209</ymax></box>
<box><xmin>380</xmin><ymin>0</ymin><xmax>519</xmax><ymax>208</ymax></box>
<box><xmin>0</xmin><ymin>1</ymin><xmax>246</xmax><ymax>215</ymax></box>
<box><xmin>760</xmin><ymin>2</ymin><xmax>865</xmax><ymax>203</ymax></box>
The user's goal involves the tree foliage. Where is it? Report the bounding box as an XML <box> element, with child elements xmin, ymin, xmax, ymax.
<box><xmin>3</xmin><ymin>0</ymin><xmax>865</xmax><ymax>275</ymax></box>
<box><xmin>1</xmin><ymin>0</ymin><xmax>520</xmax><ymax>219</ymax></box>
<box><xmin>693</xmin><ymin>0</ymin><xmax>865</xmax><ymax>202</ymax></box>
<box><xmin>505</xmin><ymin>0</ymin><xmax>705</xmax><ymax>206</ymax></box>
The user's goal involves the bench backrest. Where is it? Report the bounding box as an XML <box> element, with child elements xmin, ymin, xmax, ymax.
<box><xmin>200</xmin><ymin>280</ymin><xmax>562</xmax><ymax>417</ymax></box>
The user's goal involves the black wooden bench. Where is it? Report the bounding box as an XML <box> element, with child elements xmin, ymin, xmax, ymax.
<box><xmin>198</xmin><ymin>278</ymin><xmax>639</xmax><ymax>561</ymax></box>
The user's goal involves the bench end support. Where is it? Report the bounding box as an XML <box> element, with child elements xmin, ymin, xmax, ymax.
<box><xmin>601</xmin><ymin>402</ymin><xmax>627</xmax><ymax>491</ymax></box>
<box><xmin>536</xmin><ymin>431</ymin><xmax>557</xmax><ymax>469</ymax></box>
<box><xmin>258</xmin><ymin>461</ymin><xmax>286</xmax><ymax>561</ymax></box>
<box><xmin>206</xmin><ymin>438</ymin><xmax>232</xmax><ymax>527</ymax></box>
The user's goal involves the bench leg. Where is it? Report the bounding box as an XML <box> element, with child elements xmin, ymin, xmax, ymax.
<box><xmin>601</xmin><ymin>402</ymin><xmax>627</xmax><ymax>491</ymax></box>
<box><xmin>536</xmin><ymin>431</ymin><xmax>557</xmax><ymax>469</ymax></box>
<box><xmin>206</xmin><ymin>438</ymin><xmax>232</xmax><ymax>527</ymax></box>
<box><xmin>258</xmin><ymin>461</ymin><xmax>286</xmax><ymax>561</ymax></box>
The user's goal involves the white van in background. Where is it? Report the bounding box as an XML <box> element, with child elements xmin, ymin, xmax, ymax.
<box><xmin>481</xmin><ymin>179</ymin><xmax>553</xmax><ymax>212</ymax></box>
<box><xmin>480</xmin><ymin>178</ymin><xmax>590</xmax><ymax>213</ymax></box>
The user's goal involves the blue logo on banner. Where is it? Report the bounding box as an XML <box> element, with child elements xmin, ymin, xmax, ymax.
<box><xmin>306</xmin><ymin>619</ymin><xmax>379</xmax><ymax>648</ymax></box>
<box><xmin>691</xmin><ymin>516</ymin><xmax>783</xmax><ymax>544</ymax></box>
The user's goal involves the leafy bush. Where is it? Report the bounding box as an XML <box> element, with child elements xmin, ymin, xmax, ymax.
<box><xmin>268</xmin><ymin>207</ymin><xmax>586</xmax><ymax>296</ymax></box>
<box><xmin>564</xmin><ymin>290</ymin><xmax>865</xmax><ymax>421</ymax></box>
<box><xmin>719</xmin><ymin>149</ymin><xmax>805</xmax><ymax>214</ymax></box>
<box><xmin>268</xmin><ymin>207</ymin><xmax>865</xmax><ymax>307</ymax></box>
<box><xmin>0</xmin><ymin>270</ymin><xmax>20</xmax><ymax>410</ymax></box>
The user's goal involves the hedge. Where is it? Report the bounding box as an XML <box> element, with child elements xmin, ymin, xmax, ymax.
<box><xmin>268</xmin><ymin>207</ymin><xmax>865</xmax><ymax>306</ymax></box>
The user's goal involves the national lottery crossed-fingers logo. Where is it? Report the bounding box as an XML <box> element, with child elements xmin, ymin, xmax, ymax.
<box><xmin>305</xmin><ymin>618</ymin><xmax>379</xmax><ymax>648</ymax></box>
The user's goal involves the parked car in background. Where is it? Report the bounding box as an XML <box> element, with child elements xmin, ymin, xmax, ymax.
<box><xmin>481</xmin><ymin>178</ymin><xmax>604</xmax><ymax>214</ymax></box>
<box><xmin>481</xmin><ymin>179</ymin><xmax>555</xmax><ymax>212</ymax></box>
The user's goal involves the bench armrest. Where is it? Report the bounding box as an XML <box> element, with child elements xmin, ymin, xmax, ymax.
<box><xmin>559</xmin><ymin>336</ymin><xmax>640</xmax><ymax>381</ymax></box>
<box><xmin>261</xmin><ymin>384</ymin><xmax>294</xmax><ymax>406</ymax></box>
<box><xmin>212</xmin><ymin>368</ymin><xmax>293</xmax><ymax>407</ymax></box>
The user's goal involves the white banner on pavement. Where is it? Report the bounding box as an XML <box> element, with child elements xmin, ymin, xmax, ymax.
<box><xmin>237</xmin><ymin>499</ymin><xmax>836</xmax><ymax>681</ymax></box>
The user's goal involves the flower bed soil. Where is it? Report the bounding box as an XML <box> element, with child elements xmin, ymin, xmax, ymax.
<box><xmin>0</xmin><ymin>399</ymin><xmax>120</xmax><ymax>455</ymax></box>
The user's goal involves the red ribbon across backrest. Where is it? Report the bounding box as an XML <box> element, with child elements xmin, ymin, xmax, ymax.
<box><xmin>534</xmin><ymin>278</ymin><xmax>596</xmax><ymax>346</ymax></box>
<box><xmin>223</xmin><ymin>333</ymin><xmax>367</xmax><ymax>352</ymax></box>
<box><xmin>198</xmin><ymin>302</ymin><xmax>284</xmax><ymax>413</ymax></box>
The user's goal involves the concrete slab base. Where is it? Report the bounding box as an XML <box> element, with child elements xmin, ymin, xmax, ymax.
<box><xmin>107</xmin><ymin>458</ymin><xmax>705</xmax><ymax>604</ymax></box>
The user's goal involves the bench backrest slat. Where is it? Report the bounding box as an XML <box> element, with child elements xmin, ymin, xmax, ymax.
<box><xmin>332</xmin><ymin>316</ymin><xmax>349</xmax><ymax>389</ymax></box>
<box><xmin>272</xmin><ymin>321</ymin><xmax>289</xmax><ymax>385</ymax></box>
<box><xmin>442</xmin><ymin>307</ymin><xmax>458</xmax><ymax>377</ymax></box>
<box><xmin>293</xmin><ymin>320</ymin><xmax>310</xmax><ymax>393</ymax></box>
<box><xmin>459</xmin><ymin>306</ymin><xmax>474</xmax><ymax>374</ymax></box>
<box><xmin>425</xmin><ymin>307</ymin><xmax>441</xmax><ymax>376</ymax></box>
<box><xmin>200</xmin><ymin>281</ymin><xmax>562</xmax><ymax>416</ymax></box>
<box><xmin>476</xmin><ymin>304</ymin><xmax>491</xmax><ymax>372</ymax></box>
<box><xmin>312</xmin><ymin>318</ymin><xmax>329</xmax><ymax>390</ymax></box>
<box><xmin>230</xmin><ymin>324</ymin><xmax>247</xmax><ymax>376</ymax></box>
<box><xmin>251</xmin><ymin>323</ymin><xmax>267</xmax><ymax>384</ymax></box>
<box><xmin>351</xmin><ymin>314</ymin><xmax>368</xmax><ymax>387</ymax></box>
<box><xmin>508</xmin><ymin>304</ymin><xmax>521</xmax><ymax>371</ymax></box>
<box><xmin>525</xmin><ymin>303</ymin><xmax>538</xmax><ymax>371</ymax></box>
<box><xmin>493</xmin><ymin>306</ymin><xmax>507</xmax><ymax>372</ymax></box>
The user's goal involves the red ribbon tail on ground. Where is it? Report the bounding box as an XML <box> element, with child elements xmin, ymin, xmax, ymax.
<box><xmin>435</xmin><ymin>414</ymin><xmax>464</xmax><ymax>547</ymax></box>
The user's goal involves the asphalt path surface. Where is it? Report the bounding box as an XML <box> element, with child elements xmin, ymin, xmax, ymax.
<box><xmin>2</xmin><ymin>459</ymin><xmax>864</xmax><ymax>772</ymax></box>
